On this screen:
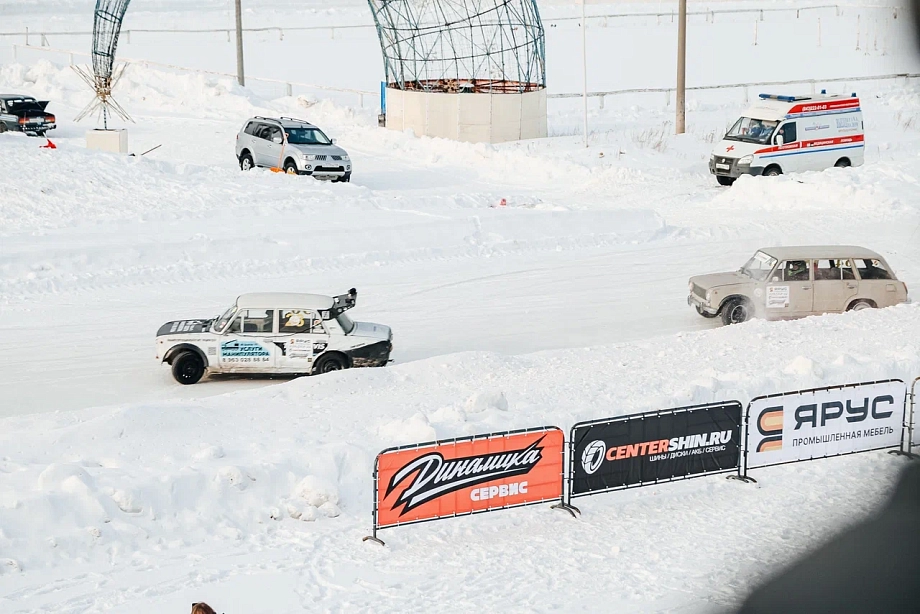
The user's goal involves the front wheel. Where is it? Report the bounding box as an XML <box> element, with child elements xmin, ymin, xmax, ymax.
<box><xmin>834</xmin><ymin>158</ymin><xmax>851</xmax><ymax>168</ymax></box>
<box><xmin>763</xmin><ymin>165</ymin><xmax>782</xmax><ymax>177</ymax></box>
<box><xmin>171</xmin><ymin>351</ymin><xmax>205</xmax><ymax>385</ymax></box>
<box><xmin>283</xmin><ymin>159</ymin><xmax>299</xmax><ymax>175</ymax></box>
<box><xmin>716</xmin><ymin>175</ymin><xmax>734</xmax><ymax>187</ymax></box>
<box><xmin>721</xmin><ymin>298</ymin><xmax>751</xmax><ymax>326</ymax></box>
<box><xmin>313</xmin><ymin>353</ymin><xmax>346</xmax><ymax>375</ymax></box>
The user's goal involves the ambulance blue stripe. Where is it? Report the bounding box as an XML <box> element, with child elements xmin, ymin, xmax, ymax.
<box><xmin>760</xmin><ymin>144</ymin><xmax>865</xmax><ymax>159</ymax></box>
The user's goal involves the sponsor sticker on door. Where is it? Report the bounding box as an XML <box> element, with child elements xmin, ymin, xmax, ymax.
<box><xmin>747</xmin><ymin>381</ymin><xmax>906</xmax><ymax>469</ymax></box>
<box><xmin>766</xmin><ymin>285</ymin><xmax>790</xmax><ymax>309</ymax></box>
<box><xmin>374</xmin><ymin>428</ymin><xmax>564</xmax><ymax>528</ymax></box>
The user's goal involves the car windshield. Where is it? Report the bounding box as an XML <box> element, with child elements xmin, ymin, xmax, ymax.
<box><xmin>285</xmin><ymin>128</ymin><xmax>332</xmax><ymax>145</ymax></box>
<box><xmin>740</xmin><ymin>251</ymin><xmax>778</xmax><ymax>281</ymax></box>
<box><xmin>336</xmin><ymin>313</ymin><xmax>355</xmax><ymax>334</ymax></box>
<box><xmin>214</xmin><ymin>305</ymin><xmax>236</xmax><ymax>332</ymax></box>
<box><xmin>725</xmin><ymin>117</ymin><xmax>779</xmax><ymax>144</ymax></box>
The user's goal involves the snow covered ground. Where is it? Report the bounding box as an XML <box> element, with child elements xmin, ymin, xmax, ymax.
<box><xmin>1</xmin><ymin>0</ymin><xmax>920</xmax><ymax>611</ymax></box>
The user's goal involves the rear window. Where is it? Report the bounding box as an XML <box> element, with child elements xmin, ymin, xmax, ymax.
<box><xmin>854</xmin><ymin>259</ymin><xmax>893</xmax><ymax>280</ymax></box>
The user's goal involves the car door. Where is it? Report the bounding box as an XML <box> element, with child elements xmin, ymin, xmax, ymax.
<box><xmin>813</xmin><ymin>259</ymin><xmax>857</xmax><ymax>314</ymax></box>
<box><xmin>765</xmin><ymin>260</ymin><xmax>814</xmax><ymax>318</ymax></box>
<box><xmin>218</xmin><ymin>309</ymin><xmax>278</xmax><ymax>371</ymax></box>
<box><xmin>250</xmin><ymin>123</ymin><xmax>276</xmax><ymax>167</ymax></box>
<box><xmin>275</xmin><ymin>309</ymin><xmax>330</xmax><ymax>372</ymax></box>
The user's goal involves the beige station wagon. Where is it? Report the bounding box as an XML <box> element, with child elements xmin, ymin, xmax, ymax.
<box><xmin>688</xmin><ymin>246</ymin><xmax>909</xmax><ymax>325</ymax></box>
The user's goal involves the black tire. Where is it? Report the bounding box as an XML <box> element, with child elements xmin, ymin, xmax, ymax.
<box><xmin>313</xmin><ymin>353</ymin><xmax>346</xmax><ymax>375</ymax></box>
<box><xmin>716</xmin><ymin>175</ymin><xmax>734</xmax><ymax>186</ymax></box>
<box><xmin>171</xmin><ymin>351</ymin><xmax>205</xmax><ymax>385</ymax></box>
<box><xmin>239</xmin><ymin>152</ymin><xmax>254</xmax><ymax>171</ymax></box>
<box><xmin>283</xmin><ymin>159</ymin><xmax>299</xmax><ymax>175</ymax></box>
<box><xmin>835</xmin><ymin>158</ymin><xmax>851</xmax><ymax>168</ymax></box>
<box><xmin>763</xmin><ymin>165</ymin><xmax>782</xmax><ymax>177</ymax></box>
<box><xmin>721</xmin><ymin>298</ymin><xmax>751</xmax><ymax>326</ymax></box>
<box><xmin>696</xmin><ymin>304</ymin><xmax>718</xmax><ymax>318</ymax></box>
<box><xmin>848</xmin><ymin>299</ymin><xmax>874</xmax><ymax>312</ymax></box>
<box><xmin>0</xmin><ymin>122</ymin><xmax>7</xmax><ymax>134</ymax></box>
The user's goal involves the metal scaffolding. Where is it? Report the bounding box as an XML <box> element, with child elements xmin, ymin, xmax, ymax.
<box><xmin>74</xmin><ymin>0</ymin><xmax>133</xmax><ymax>127</ymax></box>
<box><xmin>368</xmin><ymin>0</ymin><xmax>546</xmax><ymax>93</ymax></box>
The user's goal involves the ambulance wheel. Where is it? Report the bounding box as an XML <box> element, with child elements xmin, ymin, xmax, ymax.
<box><xmin>171</xmin><ymin>351</ymin><xmax>205</xmax><ymax>385</ymax></box>
<box><xmin>834</xmin><ymin>158</ymin><xmax>851</xmax><ymax>168</ymax></box>
<box><xmin>314</xmin><ymin>353</ymin><xmax>347</xmax><ymax>375</ymax></box>
<box><xmin>721</xmin><ymin>298</ymin><xmax>751</xmax><ymax>326</ymax></box>
<box><xmin>763</xmin><ymin>165</ymin><xmax>782</xmax><ymax>177</ymax></box>
<box><xmin>716</xmin><ymin>176</ymin><xmax>735</xmax><ymax>186</ymax></box>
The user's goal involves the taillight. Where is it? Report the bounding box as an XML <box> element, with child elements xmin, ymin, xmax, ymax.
<box><xmin>47</xmin><ymin>115</ymin><xmax>55</xmax><ymax>123</ymax></box>
<box><xmin>18</xmin><ymin>117</ymin><xmax>26</xmax><ymax>124</ymax></box>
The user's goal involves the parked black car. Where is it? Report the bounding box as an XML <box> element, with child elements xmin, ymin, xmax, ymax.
<box><xmin>0</xmin><ymin>94</ymin><xmax>56</xmax><ymax>136</ymax></box>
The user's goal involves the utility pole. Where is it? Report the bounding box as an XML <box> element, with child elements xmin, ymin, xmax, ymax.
<box><xmin>676</xmin><ymin>0</ymin><xmax>687</xmax><ymax>134</ymax></box>
<box><xmin>234</xmin><ymin>0</ymin><xmax>245</xmax><ymax>86</ymax></box>
<box><xmin>581</xmin><ymin>0</ymin><xmax>589</xmax><ymax>147</ymax></box>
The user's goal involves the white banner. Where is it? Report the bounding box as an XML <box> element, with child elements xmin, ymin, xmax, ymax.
<box><xmin>747</xmin><ymin>381</ymin><xmax>905</xmax><ymax>469</ymax></box>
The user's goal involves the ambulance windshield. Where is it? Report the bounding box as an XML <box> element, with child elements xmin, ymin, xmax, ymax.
<box><xmin>725</xmin><ymin>117</ymin><xmax>779</xmax><ymax>144</ymax></box>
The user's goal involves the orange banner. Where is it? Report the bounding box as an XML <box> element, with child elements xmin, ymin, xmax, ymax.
<box><xmin>375</xmin><ymin>428</ymin><xmax>564</xmax><ymax>529</ymax></box>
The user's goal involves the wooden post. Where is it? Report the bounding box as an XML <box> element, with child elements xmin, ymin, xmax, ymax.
<box><xmin>676</xmin><ymin>0</ymin><xmax>687</xmax><ymax>134</ymax></box>
<box><xmin>235</xmin><ymin>0</ymin><xmax>245</xmax><ymax>86</ymax></box>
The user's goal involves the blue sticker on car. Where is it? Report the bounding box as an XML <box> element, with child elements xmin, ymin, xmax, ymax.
<box><xmin>221</xmin><ymin>340</ymin><xmax>270</xmax><ymax>358</ymax></box>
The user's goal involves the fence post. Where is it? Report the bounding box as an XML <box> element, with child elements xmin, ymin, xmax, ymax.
<box><xmin>25</xmin><ymin>27</ymin><xmax>29</xmax><ymax>46</ymax></box>
<box><xmin>856</xmin><ymin>14</ymin><xmax>861</xmax><ymax>50</ymax></box>
<box><xmin>818</xmin><ymin>17</ymin><xmax>822</xmax><ymax>47</ymax></box>
<box><xmin>285</xmin><ymin>83</ymin><xmax>292</xmax><ymax>97</ymax></box>
<box><xmin>126</xmin><ymin>30</ymin><xmax>131</xmax><ymax>44</ymax></box>
<box><xmin>599</xmin><ymin>94</ymin><xmax>605</xmax><ymax>110</ymax></box>
<box><xmin>41</xmin><ymin>33</ymin><xmax>48</xmax><ymax>47</ymax></box>
<box><xmin>69</xmin><ymin>53</ymin><xmax>74</xmax><ymax>66</ymax></box>
<box><xmin>12</xmin><ymin>44</ymin><xmax>16</xmax><ymax>60</ymax></box>
<box><xmin>753</xmin><ymin>20</ymin><xmax>758</xmax><ymax>46</ymax></box>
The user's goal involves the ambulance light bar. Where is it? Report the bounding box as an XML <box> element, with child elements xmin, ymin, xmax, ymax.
<box><xmin>758</xmin><ymin>94</ymin><xmax>811</xmax><ymax>102</ymax></box>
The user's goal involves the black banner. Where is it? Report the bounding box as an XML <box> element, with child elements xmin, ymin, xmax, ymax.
<box><xmin>570</xmin><ymin>402</ymin><xmax>742</xmax><ymax>497</ymax></box>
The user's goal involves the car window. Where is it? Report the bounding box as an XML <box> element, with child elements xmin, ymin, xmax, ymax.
<box><xmin>815</xmin><ymin>259</ymin><xmax>848</xmax><ymax>281</ymax></box>
<box><xmin>267</xmin><ymin>125</ymin><xmax>283</xmax><ymax>142</ymax></box>
<box><xmin>279</xmin><ymin>309</ymin><xmax>325</xmax><ymax>334</ymax></box>
<box><xmin>854</xmin><ymin>258</ymin><xmax>893</xmax><ymax>280</ymax></box>
<box><xmin>255</xmin><ymin>123</ymin><xmax>272</xmax><ymax>140</ymax></box>
<box><xmin>841</xmin><ymin>260</ymin><xmax>855</xmax><ymax>280</ymax></box>
<box><xmin>227</xmin><ymin>309</ymin><xmax>274</xmax><ymax>334</ymax></box>
<box><xmin>776</xmin><ymin>260</ymin><xmax>810</xmax><ymax>282</ymax></box>
<box><xmin>244</xmin><ymin>121</ymin><xmax>259</xmax><ymax>136</ymax></box>
<box><xmin>778</xmin><ymin>122</ymin><xmax>797</xmax><ymax>144</ymax></box>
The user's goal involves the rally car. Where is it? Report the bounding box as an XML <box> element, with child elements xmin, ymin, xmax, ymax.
<box><xmin>155</xmin><ymin>289</ymin><xmax>392</xmax><ymax>384</ymax></box>
<box><xmin>0</xmin><ymin>94</ymin><xmax>57</xmax><ymax>136</ymax></box>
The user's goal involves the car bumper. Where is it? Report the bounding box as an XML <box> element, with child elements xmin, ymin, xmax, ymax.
<box><xmin>298</xmin><ymin>160</ymin><xmax>352</xmax><ymax>179</ymax></box>
<box><xmin>688</xmin><ymin>293</ymin><xmax>718</xmax><ymax>315</ymax></box>
<box><xmin>709</xmin><ymin>158</ymin><xmax>764</xmax><ymax>178</ymax></box>
<box><xmin>345</xmin><ymin>339</ymin><xmax>392</xmax><ymax>368</ymax></box>
<box><xmin>20</xmin><ymin>123</ymin><xmax>55</xmax><ymax>134</ymax></box>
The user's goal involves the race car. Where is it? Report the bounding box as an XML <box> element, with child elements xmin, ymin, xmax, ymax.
<box><xmin>0</xmin><ymin>95</ymin><xmax>56</xmax><ymax>136</ymax></box>
<box><xmin>155</xmin><ymin>289</ymin><xmax>393</xmax><ymax>384</ymax></box>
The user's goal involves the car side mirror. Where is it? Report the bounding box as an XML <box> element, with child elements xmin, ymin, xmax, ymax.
<box><xmin>775</xmin><ymin>134</ymin><xmax>784</xmax><ymax>146</ymax></box>
<box><xmin>272</xmin><ymin>136</ymin><xmax>283</xmax><ymax>144</ymax></box>
<box><xmin>331</xmin><ymin>138</ymin><xmax>337</xmax><ymax>145</ymax></box>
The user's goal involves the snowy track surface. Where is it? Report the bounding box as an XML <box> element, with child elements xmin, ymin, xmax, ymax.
<box><xmin>2</xmin><ymin>2</ymin><xmax>920</xmax><ymax>610</ymax></box>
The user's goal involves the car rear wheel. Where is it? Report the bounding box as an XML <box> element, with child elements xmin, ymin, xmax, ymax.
<box><xmin>172</xmin><ymin>351</ymin><xmax>205</xmax><ymax>385</ymax></box>
<box><xmin>848</xmin><ymin>300</ymin><xmax>874</xmax><ymax>312</ymax></box>
<box><xmin>314</xmin><ymin>353</ymin><xmax>346</xmax><ymax>375</ymax></box>
<box><xmin>0</xmin><ymin>122</ymin><xmax>7</xmax><ymax>133</ymax></box>
<box><xmin>721</xmin><ymin>298</ymin><xmax>751</xmax><ymax>326</ymax></box>
<box><xmin>239</xmin><ymin>152</ymin><xmax>254</xmax><ymax>171</ymax></box>
<box><xmin>716</xmin><ymin>175</ymin><xmax>734</xmax><ymax>186</ymax></box>
<box><xmin>835</xmin><ymin>158</ymin><xmax>851</xmax><ymax>168</ymax></box>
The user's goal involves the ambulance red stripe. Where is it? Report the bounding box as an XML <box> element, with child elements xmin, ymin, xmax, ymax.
<box><xmin>754</xmin><ymin>133</ymin><xmax>864</xmax><ymax>155</ymax></box>
<box><xmin>786</xmin><ymin>98</ymin><xmax>861</xmax><ymax>115</ymax></box>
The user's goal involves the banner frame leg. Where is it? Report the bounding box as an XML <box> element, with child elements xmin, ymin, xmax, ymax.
<box><xmin>362</xmin><ymin>534</ymin><xmax>386</xmax><ymax>546</ymax></box>
<box><xmin>888</xmin><ymin>449</ymin><xmax>919</xmax><ymax>460</ymax></box>
<box><xmin>550</xmin><ymin>501</ymin><xmax>580</xmax><ymax>517</ymax></box>
<box><xmin>727</xmin><ymin>473</ymin><xmax>757</xmax><ymax>484</ymax></box>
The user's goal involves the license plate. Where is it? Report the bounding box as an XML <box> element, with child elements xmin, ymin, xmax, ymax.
<box><xmin>716</xmin><ymin>163</ymin><xmax>730</xmax><ymax>170</ymax></box>
<box><xmin>31</xmin><ymin>117</ymin><xmax>44</xmax><ymax>124</ymax></box>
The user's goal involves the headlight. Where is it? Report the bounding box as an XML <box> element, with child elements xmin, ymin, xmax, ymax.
<box><xmin>688</xmin><ymin>281</ymin><xmax>693</xmax><ymax>291</ymax></box>
<box><xmin>738</xmin><ymin>154</ymin><xmax>753</xmax><ymax>165</ymax></box>
<box><xmin>302</xmin><ymin>154</ymin><xmax>317</xmax><ymax>161</ymax></box>
<box><xmin>706</xmin><ymin>290</ymin><xmax>712</xmax><ymax>301</ymax></box>
<box><xmin>341</xmin><ymin>155</ymin><xmax>350</xmax><ymax>161</ymax></box>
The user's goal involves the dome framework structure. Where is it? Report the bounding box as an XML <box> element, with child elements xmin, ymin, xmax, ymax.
<box><xmin>74</xmin><ymin>0</ymin><xmax>133</xmax><ymax>127</ymax></box>
<box><xmin>368</xmin><ymin>0</ymin><xmax>546</xmax><ymax>94</ymax></box>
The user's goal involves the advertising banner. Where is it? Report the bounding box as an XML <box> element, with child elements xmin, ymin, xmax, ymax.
<box><xmin>747</xmin><ymin>380</ymin><xmax>906</xmax><ymax>469</ymax></box>
<box><xmin>374</xmin><ymin>427</ymin><xmax>564</xmax><ymax>529</ymax></box>
<box><xmin>570</xmin><ymin>402</ymin><xmax>742</xmax><ymax>497</ymax></box>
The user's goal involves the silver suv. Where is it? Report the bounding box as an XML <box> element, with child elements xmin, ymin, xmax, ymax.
<box><xmin>235</xmin><ymin>116</ymin><xmax>352</xmax><ymax>182</ymax></box>
<box><xmin>688</xmin><ymin>246</ymin><xmax>909</xmax><ymax>326</ymax></box>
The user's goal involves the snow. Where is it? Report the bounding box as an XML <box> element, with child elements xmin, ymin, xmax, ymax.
<box><xmin>1</xmin><ymin>0</ymin><xmax>920</xmax><ymax>611</ymax></box>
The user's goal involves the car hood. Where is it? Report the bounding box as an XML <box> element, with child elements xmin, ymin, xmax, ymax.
<box><xmin>350</xmin><ymin>321</ymin><xmax>391</xmax><ymax>342</ymax></box>
<box><xmin>690</xmin><ymin>271</ymin><xmax>751</xmax><ymax>290</ymax></box>
<box><xmin>157</xmin><ymin>319</ymin><xmax>213</xmax><ymax>336</ymax></box>
<box><xmin>712</xmin><ymin>139</ymin><xmax>760</xmax><ymax>157</ymax></box>
<box><xmin>287</xmin><ymin>143</ymin><xmax>348</xmax><ymax>157</ymax></box>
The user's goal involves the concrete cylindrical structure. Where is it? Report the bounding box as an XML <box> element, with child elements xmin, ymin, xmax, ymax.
<box><xmin>385</xmin><ymin>87</ymin><xmax>547</xmax><ymax>144</ymax></box>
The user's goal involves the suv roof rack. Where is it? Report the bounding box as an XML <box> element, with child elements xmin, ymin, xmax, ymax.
<box><xmin>279</xmin><ymin>116</ymin><xmax>311</xmax><ymax>124</ymax></box>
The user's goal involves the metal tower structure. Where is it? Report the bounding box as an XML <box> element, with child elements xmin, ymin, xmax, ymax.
<box><xmin>368</xmin><ymin>0</ymin><xmax>546</xmax><ymax>93</ymax></box>
<box><xmin>75</xmin><ymin>0</ymin><xmax>133</xmax><ymax>127</ymax></box>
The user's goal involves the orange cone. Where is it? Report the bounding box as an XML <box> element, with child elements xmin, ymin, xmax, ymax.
<box><xmin>40</xmin><ymin>139</ymin><xmax>56</xmax><ymax>149</ymax></box>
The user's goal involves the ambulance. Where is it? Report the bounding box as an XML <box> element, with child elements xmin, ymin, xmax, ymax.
<box><xmin>709</xmin><ymin>92</ymin><xmax>864</xmax><ymax>185</ymax></box>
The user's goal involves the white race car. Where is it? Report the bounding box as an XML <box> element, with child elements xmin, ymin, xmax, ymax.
<box><xmin>156</xmin><ymin>289</ymin><xmax>392</xmax><ymax>384</ymax></box>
